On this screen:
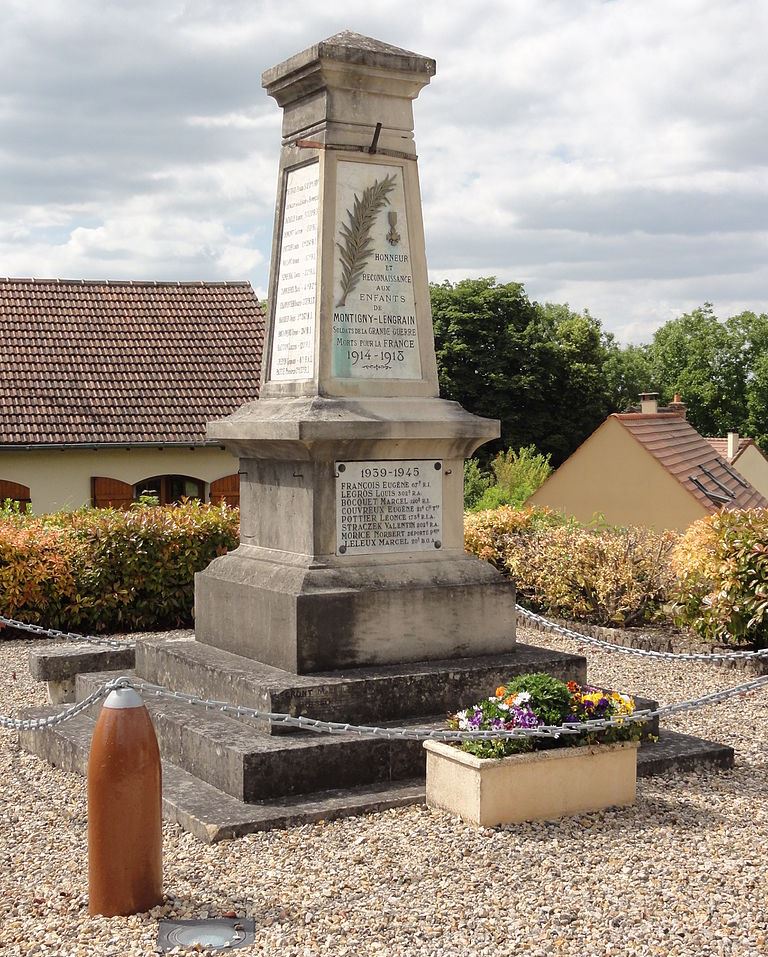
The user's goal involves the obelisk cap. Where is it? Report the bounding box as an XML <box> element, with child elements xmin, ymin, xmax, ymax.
<box><xmin>103</xmin><ymin>687</ymin><xmax>143</xmax><ymax>710</ymax></box>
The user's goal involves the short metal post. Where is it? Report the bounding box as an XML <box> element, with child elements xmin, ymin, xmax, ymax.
<box><xmin>87</xmin><ymin>686</ymin><xmax>163</xmax><ymax>916</ymax></box>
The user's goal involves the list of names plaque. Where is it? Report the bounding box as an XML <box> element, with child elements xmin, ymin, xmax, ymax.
<box><xmin>331</xmin><ymin>161</ymin><xmax>421</xmax><ymax>380</ymax></box>
<box><xmin>335</xmin><ymin>460</ymin><xmax>442</xmax><ymax>555</ymax></box>
<box><xmin>269</xmin><ymin>162</ymin><xmax>319</xmax><ymax>381</ymax></box>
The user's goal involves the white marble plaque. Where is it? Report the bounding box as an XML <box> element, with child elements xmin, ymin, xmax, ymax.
<box><xmin>332</xmin><ymin>162</ymin><xmax>421</xmax><ymax>380</ymax></box>
<box><xmin>269</xmin><ymin>162</ymin><xmax>319</xmax><ymax>381</ymax></box>
<box><xmin>335</xmin><ymin>459</ymin><xmax>442</xmax><ymax>555</ymax></box>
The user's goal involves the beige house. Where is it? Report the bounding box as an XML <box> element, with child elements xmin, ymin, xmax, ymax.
<box><xmin>529</xmin><ymin>394</ymin><xmax>768</xmax><ymax>530</ymax></box>
<box><xmin>0</xmin><ymin>279</ymin><xmax>264</xmax><ymax>513</ymax></box>
<box><xmin>705</xmin><ymin>432</ymin><xmax>768</xmax><ymax>501</ymax></box>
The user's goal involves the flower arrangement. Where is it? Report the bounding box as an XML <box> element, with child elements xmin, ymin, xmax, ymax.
<box><xmin>449</xmin><ymin>672</ymin><xmax>641</xmax><ymax>759</ymax></box>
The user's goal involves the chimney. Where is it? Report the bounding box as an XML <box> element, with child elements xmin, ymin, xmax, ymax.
<box><xmin>639</xmin><ymin>392</ymin><xmax>659</xmax><ymax>414</ymax></box>
<box><xmin>727</xmin><ymin>431</ymin><xmax>739</xmax><ymax>461</ymax></box>
<box><xmin>667</xmin><ymin>392</ymin><xmax>687</xmax><ymax>418</ymax></box>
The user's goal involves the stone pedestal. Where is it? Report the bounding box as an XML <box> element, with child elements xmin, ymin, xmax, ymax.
<box><xmin>195</xmin><ymin>32</ymin><xmax>516</xmax><ymax>672</ymax></box>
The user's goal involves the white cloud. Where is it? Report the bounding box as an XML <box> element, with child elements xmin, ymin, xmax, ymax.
<box><xmin>2</xmin><ymin>0</ymin><xmax>768</xmax><ymax>340</ymax></box>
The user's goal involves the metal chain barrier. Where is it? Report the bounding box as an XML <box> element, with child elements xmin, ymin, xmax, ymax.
<box><xmin>516</xmin><ymin>604</ymin><xmax>768</xmax><ymax>662</ymax></box>
<box><xmin>0</xmin><ymin>615</ymin><xmax>134</xmax><ymax>650</ymax></box>
<box><xmin>5</xmin><ymin>606</ymin><xmax>768</xmax><ymax>662</ymax></box>
<box><xmin>3</xmin><ymin>606</ymin><xmax>766</xmax><ymax>661</ymax></box>
<box><xmin>3</xmin><ymin>671</ymin><xmax>766</xmax><ymax>739</ymax></box>
<box><xmin>0</xmin><ymin>682</ymin><xmax>117</xmax><ymax>732</ymax></box>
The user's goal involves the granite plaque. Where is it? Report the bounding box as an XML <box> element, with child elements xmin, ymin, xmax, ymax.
<box><xmin>332</xmin><ymin>162</ymin><xmax>421</xmax><ymax>380</ymax></box>
<box><xmin>335</xmin><ymin>459</ymin><xmax>442</xmax><ymax>555</ymax></box>
<box><xmin>269</xmin><ymin>162</ymin><xmax>320</xmax><ymax>381</ymax></box>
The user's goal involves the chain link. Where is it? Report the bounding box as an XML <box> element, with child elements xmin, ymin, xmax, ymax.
<box><xmin>4</xmin><ymin>671</ymin><xmax>765</xmax><ymax>741</ymax></box>
<box><xmin>0</xmin><ymin>680</ymin><xmax>122</xmax><ymax>731</ymax></box>
<box><xmin>2</xmin><ymin>607</ymin><xmax>765</xmax><ymax>662</ymax></box>
<box><xmin>0</xmin><ymin>615</ymin><xmax>134</xmax><ymax>650</ymax></box>
<box><xmin>516</xmin><ymin>604</ymin><xmax>768</xmax><ymax>662</ymax></box>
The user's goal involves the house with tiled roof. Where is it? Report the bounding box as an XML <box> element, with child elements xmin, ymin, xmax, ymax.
<box><xmin>0</xmin><ymin>279</ymin><xmax>263</xmax><ymax>512</ymax></box>
<box><xmin>704</xmin><ymin>432</ymin><xmax>768</xmax><ymax>501</ymax></box>
<box><xmin>528</xmin><ymin>393</ymin><xmax>768</xmax><ymax>530</ymax></box>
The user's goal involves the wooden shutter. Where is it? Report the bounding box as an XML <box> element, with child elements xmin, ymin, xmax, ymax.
<box><xmin>0</xmin><ymin>480</ymin><xmax>31</xmax><ymax>507</ymax></box>
<box><xmin>91</xmin><ymin>476</ymin><xmax>134</xmax><ymax>509</ymax></box>
<box><xmin>210</xmin><ymin>474</ymin><xmax>240</xmax><ymax>508</ymax></box>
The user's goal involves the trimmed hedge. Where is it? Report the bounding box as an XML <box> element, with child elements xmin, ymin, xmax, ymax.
<box><xmin>672</xmin><ymin>508</ymin><xmax>768</xmax><ymax>648</ymax></box>
<box><xmin>4</xmin><ymin>499</ymin><xmax>766</xmax><ymax>643</ymax></box>
<box><xmin>0</xmin><ymin>502</ymin><xmax>239</xmax><ymax>633</ymax></box>
<box><xmin>465</xmin><ymin>506</ymin><xmax>678</xmax><ymax>628</ymax></box>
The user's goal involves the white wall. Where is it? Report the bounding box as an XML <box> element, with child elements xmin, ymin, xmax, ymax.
<box><xmin>0</xmin><ymin>446</ymin><xmax>239</xmax><ymax>513</ymax></box>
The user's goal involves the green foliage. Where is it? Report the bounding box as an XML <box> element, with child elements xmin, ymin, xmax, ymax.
<box><xmin>431</xmin><ymin>279</ymin><xmax>615</xmax><ymax>465</ymax></box>
<box><xmin>463</xmin><ymin>458</ymin><xmax>491</xmax><ymax>510</ymax></box>
<box><xmin>476</xmin><ymin>445</ymin><xmax>552</xmax><ymax>510</ymax></box>
<box><xmin>0</xmin><ymin>502</ymin><xmax>240</xmax><ymax>633</ymax></box>
<box><xmin>671</xmin><ymin>509</ymin><xmax>768</xmax><ymax>648</ymax></box>
<box><xmin>603</xmin><ymin>343</ymin><xmax>656</xmax><ymax>411</ymax></box>
<box><xmin>634</xmin><ymin>304</ymin><xmax>768</xmax><ymax>446</ymax></box>
<box><xmin>646</xmin><ymin>304</ymin><xmax>746</xmax><ymax>436</ymax></box>
<box><xmin>464</xmin><ymin>446</ymin><xmax>552</xmax><ymax>511</ymax></box>
<box><xmin>502</xmin><ymin>672</ymin><xmax>572</xmax><ymax>726</ymax></box>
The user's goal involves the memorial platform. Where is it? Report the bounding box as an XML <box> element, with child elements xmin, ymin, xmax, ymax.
<box><xmin>20</xmin><ymin>636</ymin><xmax>733</xmax><ymax>842</ymax></box>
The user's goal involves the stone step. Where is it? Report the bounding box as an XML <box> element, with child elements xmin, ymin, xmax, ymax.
<box><xmin>18</xmin><ymin>707</ymin><xmax>426</xmax><ymax>842</ymax></box>
<box><xmin>28</xmin><ymin>642</ymin><xmax>135</xmax><ymax>704</ymax></box>
<box><xmin>137</xmin><ymin>637</ymin><xmax>588</xmax><ymax>733</ymax></box>
<box><xmin>19</xmin><ymin>707</ymin><xmax>734</xmax><ymax>842</ymax></box>
<box><xmin>636</xmin><ymin>729</ymin><xmax>734</xmax><ymax>777</ymax></box>
<box><xmin>75</xmin><ymin>670</ymin><xmax>429</xmax><ymax>800</ymax></box>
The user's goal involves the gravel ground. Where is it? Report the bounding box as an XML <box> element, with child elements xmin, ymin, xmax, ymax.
<box><xmin>1</xmin><ymin>625</ymin><xmax>766</xmax><ymax>957</ymax></box>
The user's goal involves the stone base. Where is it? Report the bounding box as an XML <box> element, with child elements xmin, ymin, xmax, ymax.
<box><xmin>19</xmin><ymin>635</ymin><xmax>735</xmax><ymax>843</ymax></box>
<box><xmin>195</xmin><ymin>547</ymin><xmax>517</xmax><ymax>672</ymax></box>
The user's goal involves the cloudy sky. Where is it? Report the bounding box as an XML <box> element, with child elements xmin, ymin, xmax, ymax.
<box><xmin>2</xmin><ymin>0</ymin><xmax>767</xmax><ymax>342</ymax></box>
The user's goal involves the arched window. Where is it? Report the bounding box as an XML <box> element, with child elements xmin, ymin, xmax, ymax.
<box><xmin>209</xmin><ymin>474</ymin><xmax>240</xmax><ymax>508</ymax></box>
<box><xmin>92</xmin><ymin>477</ymin><xmax>134</xmax><ymax>509</ymax></box>
<box><xmin>0</xmin><ymin>480</ymin><xmax>31</xmax><ymax>510</ymax></box>
<box><xmin>133</xmin><ymin>475</ymin><xmax>204</xmax><ymax>505</ymax></box>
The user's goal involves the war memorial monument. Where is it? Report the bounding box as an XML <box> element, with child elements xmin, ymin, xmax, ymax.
<box><xmin>23</xmin><ymin>33</ymin><xmax>731</xmax><ymax>840</ymax></box>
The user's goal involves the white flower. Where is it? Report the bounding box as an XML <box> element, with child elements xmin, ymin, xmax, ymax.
<box><xmin>488</xmin><ymin>697</ymin><xmax>497</xmax><ymax>703</ymax></box>
<box><xmin>514</xmin><ymin>691</ymin><xmax>531</xmax><ymax>705</ymax></box>
<box><xmin>498</xmin><ymin>703</ymin><xmax>510</xmax><ymax>711</ymax></box>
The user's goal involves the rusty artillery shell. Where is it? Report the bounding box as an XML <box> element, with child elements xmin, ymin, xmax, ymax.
<box><xmin>87</xmin><ymin>686</ymin><xmax>163</xmax><ymax>916</ymax></box>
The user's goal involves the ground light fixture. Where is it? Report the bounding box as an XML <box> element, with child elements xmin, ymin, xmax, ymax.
<box><xmin>157</xmin><ymin>918</ymin><xmax>256</xmax><ymax>951</ymax></box>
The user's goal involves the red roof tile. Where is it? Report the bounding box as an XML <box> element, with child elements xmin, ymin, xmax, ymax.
<box><xmin>614</xmin><ymin>413</ymin><xmax>768</xmax><ymax>511</ymax></box>
<box><xmin>0</xmin><ymin>279</ymin><xmax>264</xmax><ymax>446</ymax></box>
<box><xmin>704</xmin><ymin>435</ymin><xmax>754</xmax><ymax>463</ymax></box>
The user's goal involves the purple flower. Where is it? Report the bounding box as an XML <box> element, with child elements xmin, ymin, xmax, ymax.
<box><xmin>510</xmin><ymin>705</ymin><xmax>540</xmax><ymax>729</ymax></box>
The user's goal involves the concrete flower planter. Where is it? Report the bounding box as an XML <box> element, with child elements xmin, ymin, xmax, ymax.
<box><xmin>424</xmin><ymin>739</ymin><xmax>639</xmax><ymax>827</ymax></box>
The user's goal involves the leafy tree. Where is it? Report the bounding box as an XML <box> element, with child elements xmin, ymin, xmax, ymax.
<box><xmin>431</xmin><ymin>278</ymin><xmax>614</xmax><ymax>465</ymax></box>
<box><xmin>646</xmin><ymin>304</ymin><xmax>746</xmax><ymax>436</ymax></box>
<box><xmin>726</xmin><ymin>311</ymin><xmax>768</xmax><ymax>448</ymax></box>
<box><xmin>603</xmin><ymin>342</ymin><xmax>655</xmax><ymax>411</ymax></box>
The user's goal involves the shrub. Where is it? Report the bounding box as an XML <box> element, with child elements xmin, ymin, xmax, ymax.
<box><xmin>464</xmin><ymin>504</ymin><xmax>565</xmax><ymax>567</ymax></box>
<box><xmin>463</xmin><ymin>458</ymin><xmax>491</xmax><ymax>509</ymax></box>
<box><xmin>464</xmin><ymin>445</ymin><xmax>552</xmax><ymax>512</ymax></box>
<box><xmin>671</xmin><ymin>508</ymin><xmax>768</xmax><ymax>648</ymax></box>
<box><xmin>505</xmin><ymin>523</ymin><xmax>679</xmax><ymax>627</ymax></box>
<box><xmin>0</xmin><ymin>502</ymin><xmax>240</xmax><ymax>633</ymax></box>
<box><xmin>466</xmin><ymin>507</ymin><xmax>678</xmax><ymax>627</ymax></box>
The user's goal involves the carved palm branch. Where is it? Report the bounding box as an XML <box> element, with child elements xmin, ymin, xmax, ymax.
<box><xmin>336</xmin><ymin>174</ymin><xmax>397</xmax><ymax>307</ymax></box>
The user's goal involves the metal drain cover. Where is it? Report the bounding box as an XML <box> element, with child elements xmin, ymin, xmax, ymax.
<box><xmin>158</xmin><ymin>918</ymin><xmax>255</xmax><ymax>951</ymax></box>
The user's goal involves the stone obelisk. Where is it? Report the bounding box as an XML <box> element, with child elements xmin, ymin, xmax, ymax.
<box><xmin>195</xmin><ymin>32</ymin><xmax>517</xmax><ymax>673</ymax></box>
